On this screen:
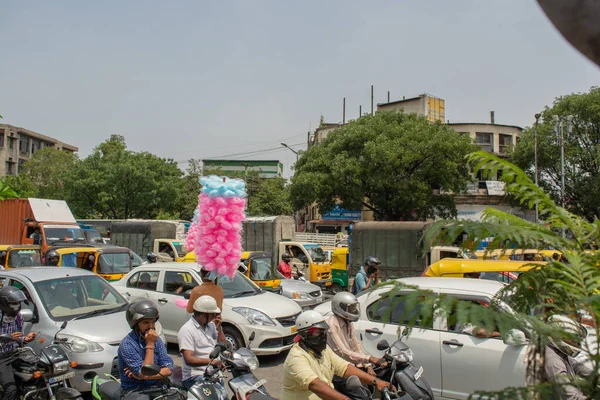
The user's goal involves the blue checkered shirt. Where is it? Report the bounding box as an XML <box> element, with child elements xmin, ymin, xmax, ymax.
<box><xmin>118</xmin><ymin>330</ymin><xmax>174</xmax><ymax>391</ymax></box>
<box><xmin>0</xmin><ymin>312</ymin><xmax>22</xmax><ymax>354</ymax></box>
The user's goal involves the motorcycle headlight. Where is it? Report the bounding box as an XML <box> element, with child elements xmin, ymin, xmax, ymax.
<box><xmin>56</xmin><ymin>334</ymin><xmax>104</xmax><ymax>353</ymax></box>
<box><xmin>396</xmin><ymin>348</ymin><xmax>414</xmax><ymax>363</ymax></box>
<box><xmin>234</xmin><ymin>348</ymin><xmax>260</xmax><ymax>371</ymax></box>
<box><xmin>232</xmin><ymin>307</ymin><xmax>276</xmax><ymax>326</ymax></box>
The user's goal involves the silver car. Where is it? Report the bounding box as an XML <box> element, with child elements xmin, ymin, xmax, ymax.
<box><xmin>276</xmin><ymin>271</ymin><xmax>324</xmax><ymax>309</ymax></box>
<box><xmin>0</xmin><ymin>267</ymin><xmax>166</xmax><ymax>393</ymax></box>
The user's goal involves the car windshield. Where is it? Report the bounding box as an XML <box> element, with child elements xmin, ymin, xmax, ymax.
<box><xmin>217</xmin><ymin>272</ymin><xmax>261</xmax><ymax>298</ymax></box>
<box><xmin>131</xmin><ymin>251</ymin><xmax>144</xmax><ymax>267</ymax></box>
<box><xmin>98</xmin><ymin>252</ymin><xmax>132</xmax><ymax>274</ymax></box>
<box><xmin>250</xmin><ymin>257</ymin><xmax>274</xmax><ymax>280</ymax></box>
<box><xmin>303</xmin><ymin>244</ymin><xmax>327</xmax><ymax>263</ymax></box>
<box><xmin>172</xmin><ymin>243</ymin><xmax>187</xmax><ymax>257</ymax></box>
<box><xmin>44</xmin><ymin>227</ymin><xmax>86</xmax><ymax>243</ymax></box>
<box><xmin>34</xmin><ymin>275</ymin><xmax>127</xmax><ymax>321</ymax></box>
<box><xmin>8</xmin><ymin>250</ymin><xmax>42</xmax><ymax>267</ymax></box>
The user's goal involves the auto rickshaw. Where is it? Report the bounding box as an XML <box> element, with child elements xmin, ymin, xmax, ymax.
<box><xmin>240</xmin><ymin>251</ymin><xmax>281</xmax><ymax>291</ymax></box>
<box><xmin>422</xmin><ymin>258</ymin><xmax>546</xmax><ymax>283</ymax></box>
<box><xmin>476</xmin><ymin>248</ymin><xmax>563</xmax><ymax>262</ymax></box>
<box><xmin>0</xmin><ymin>245</ymin><xmax>42</xmax><ymax>269</ymax></box>
<box><xmin>53</xmin><ymin>245</ymin><xmax>134</xmax><ymax>281</ymax></box>
<box><xmin>322</xmin><ymin>246</ymin><xmax>349</xmax><ymax>294</ymax></box>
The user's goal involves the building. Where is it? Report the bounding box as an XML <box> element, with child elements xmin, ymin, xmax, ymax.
<box><xmin>202</xmin><ymin>159</ymin><xmax>283</xmax><ymax>178</ymax></box>
<box><xmin>377</xmin><ymin>93</ymin><xmax>445</xmax><ymax>123</ymax></box>
<box><xmin>0</xmin><ymin>124</ymin><xmax>78</xmax><ymax>176</ymax></box>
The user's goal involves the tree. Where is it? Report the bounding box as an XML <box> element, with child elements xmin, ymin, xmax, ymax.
<box><xmin>290</xmin><ymin>111</ymin><xmax>477</xmax><ymax>221</ymax></box>
<box><xmin>19</xmin><ymin>147</ymin><xmax>77</xmax><ymax>199</ymax></box>
<box><xmin>510</xmin><ymin>87</ymin><xmax>600</xmax><ymax>221</ymax></box>
<box><xmin>247</xmin><ymin>176</ymin><xmax>293</xmax><ymax>216</ymax></box>
<box><xmin>390</xmin><ymin>151</ymin><xmax>600</xmax><ymax>398</ymax></box>
<box><xmin>0</xmin><ymin>178</ymin><xmax>19</xmax><ymax>200</ymax></box>
<box><xmin>64</xmin><ymin>135</ymin><xmax>184</xmax><ymax>219</ymax></box>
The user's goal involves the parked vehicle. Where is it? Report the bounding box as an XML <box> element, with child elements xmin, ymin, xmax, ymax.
<box><xmin>475</xmin><ymin>248</ymin><xmax>562</xmax><ymax>261</ymax></box>
<box><xmin>91</xmin><ymin>367</ymin><xmax>186</xmax><ymax>400</ymax></box>
<box><xmin>0</xmin><ymin>267</ymin><xmax>166</xmax><ymax>393</ymax></box>
<box><xmin>422</xmin><ymin>258</ymin><xmax>545</xmax><ymax>283</ymax></box>
<box><xmin>111</xmin><ymin>262</ymin><xmax>302</xmax><ymax>355</ymax></box>
<box><xmin>322</xmin><ymin>246</ymin><xmax>349</xmax><ymax>294</ymax></box>
<box><xmin>240</xmin><ymin>251</ymin><xmax>281</xmax><ymax>291</ymax></box>
<box><xmin>242</xmin><ymin>216</ymin><xmax>333</xmax><ymax>289</ymax></box>
<box><xmin>315</xmin><ymin>277</ymin><xmax>534</xmax><ymax>399</ymax></box>
<box><xmin>53</xmin><ymin>245</ymin><xmax>134</xmax><ymax>281</ymax></box>
<box><xmin>0</xmin><ymin>198</ymin><xmax>86</xmax><ymax>253</ymax></box>
<box><xmin>0</xmin><ymin>244</ymin><xmax>42</xmax><ymax>268</ymax></box>
<box><xmin>0</xmin><ymin>309</ymin><xmax>83</xmax><ymax>400</ymax></box>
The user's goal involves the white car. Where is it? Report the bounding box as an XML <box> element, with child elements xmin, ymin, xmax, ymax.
<box><xmin>314</xmin><ymin>277</ymin><xmax>531</xmax><ymax>399</ymax></box>
<box><xmin>112</xmin><ymin>262</ymin><xmax>302</xmax><ymax>355</ymax></box>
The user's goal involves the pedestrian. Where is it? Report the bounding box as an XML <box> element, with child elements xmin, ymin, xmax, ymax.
<box><xmin>177</xmin><ymin>296</ymin><xmax>225</xmax><ymax>390</ymax></box>
<box><xmin>186</xmin><ymin>268</ymin><xmax>226</xmax><ymax>342</ymax></box>
<box><xmin>282</xmin><ymin>310</ymin><xmax>392</xmax><ymax>400</ymax></box>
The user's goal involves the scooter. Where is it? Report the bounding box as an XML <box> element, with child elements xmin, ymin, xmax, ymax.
<box><xmin>374</xmin><ymin>338</ymin><xmax>434</xmax><ymax>400</ymax></box>
<box><xmin>91</xmin><ymin>366</ymin><xmax>186</xmax><ymax>400</ymax></box>
<box><xmin>0</xmin><ymin>309</ymin><xmax>82</xmax><ymax>400</ymax></box>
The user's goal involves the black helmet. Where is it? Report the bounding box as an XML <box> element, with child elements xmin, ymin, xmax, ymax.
<box><xmin>282</xmin><ymin>253</ymin><xmax>291</xmax><ymax>262</ymax></box>
<box><xmin>0</xmin><ymin>286</ymin><xmax>27</xmax><ymax>317</ymax></box>
<box><xmin>147</xmin><ymin>252</ymin><xmax>158</xmax><ymax>263</ymax></box>
<box><xmin>365</xmin><ymin>256</ymin><xmax>381</xmax><ymax>268</ymax></box>
<box><xmin>126</xmin><ymin>299</ymin><xmax>159</xmax><ymax>329</ymax></box>
<box><xmin>45</xmin><ymin>249</ymin><xmax>60</xmax><ymax>266</ymax></box>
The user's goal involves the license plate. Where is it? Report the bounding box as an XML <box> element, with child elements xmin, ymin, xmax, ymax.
<box><xmin>414</xmin><ymin>366</ymin><xmax>424</xmax><ymax>381</ymax></box>
<box><xmin>49</xmin><ymin>371</ymin><xmax>75</xmax><ymax>384</ymax></box>
<box><xmin>291</xmin><ymin>326</ymin><xmax>297</xmax><ymax>333</ymax></box>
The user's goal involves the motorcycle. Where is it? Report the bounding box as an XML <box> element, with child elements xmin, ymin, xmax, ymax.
<box><xmin>0</xmin><ymin>309</ymin><xmax>82</xmax><ymax>400</ymax></box>
<box><xmin>374</xmin><ymin>338</ymin><xmax>434</xmax><ymax>400</ymax></box>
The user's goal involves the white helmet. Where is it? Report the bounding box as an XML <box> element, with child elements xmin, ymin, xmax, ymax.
<box><xmin>547</xmin><ymin>314</ymin><xmax>585</xmax><ymax>356</ymax></box>
<box><xmin>296</xmin><ymin>310</ymin><xmax>329</xmax><ymax>333</ymax></box>
<box><xmin>193</xmin><ymin>296</ymin><xmax>221</xmax><ymax>313</ymax></box>
<box><xmin>331</xmin><ymin>292</ymin><xmax>360</xmax><ymax>322</ymax></box>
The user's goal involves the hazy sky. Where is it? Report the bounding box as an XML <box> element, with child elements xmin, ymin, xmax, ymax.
<box><xmin>1</xmin><ymin>1</ymin><xmax>598</xmax><ymax>177</ymax></box>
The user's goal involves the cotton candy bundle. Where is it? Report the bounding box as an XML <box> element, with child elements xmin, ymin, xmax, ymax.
<box><xmin>194</xmin><ymin>175</ymin><xmax>246</xmax><ymax>278</ymax></box>
<box><xmin>185</xmin><ymin>210</ymin><xmax>200</xmax><ymax>252</ymax></box>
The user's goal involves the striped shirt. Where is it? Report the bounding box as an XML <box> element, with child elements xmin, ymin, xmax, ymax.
<box><xmin>0</xmin><ymin>312</ymin><xmax>23</xmax><ymax>354</ymax></box>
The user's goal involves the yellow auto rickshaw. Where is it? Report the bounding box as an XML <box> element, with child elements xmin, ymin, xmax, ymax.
<box><xmin>322</xmin><ymin>246</ymin><xmax>349</xmax><ymax>294</ymax></box>
<box><xmin>0</xmin><ymin>245</ymin><xmax>42</xmax><ymax>269</ymax></box>
<box><xmin>53</xmin><ymin>245</ymin><xmax>134</xmax><ymax>281</ymax></box>
<box><xmin>240</xmin><ymin>251</ymin><xmax>281</xmax><ymax>291</ymax></box>
<box><xmin>422</xmin><ymin>258</ymin><xmax>546</xmax><ymax>284</ymax></box>
<box><xmin>476</xmin><ymin>248</ymin><xmax>563</xmax><ymax>262</ymax></box>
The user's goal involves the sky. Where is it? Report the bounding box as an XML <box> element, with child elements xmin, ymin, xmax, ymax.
<box><xmin>1</xmin><ymin>1</ymin><xmax>598</xmax><ymax>178</ymax></box>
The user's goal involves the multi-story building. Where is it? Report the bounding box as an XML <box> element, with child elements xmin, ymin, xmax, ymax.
<box><xmin>377</xmin><ymin>93</ymin><xmax>445</xmax><ymax>123</ymax></box>
<box><xmin>202</xmin><ymin>159</ymin><xmax>283</xmax><ymax>178</ymax></box>
<box><xmin>0</xmin><ymin>124</ymin><xmax>78</xmax><ymax>176</ymax></box>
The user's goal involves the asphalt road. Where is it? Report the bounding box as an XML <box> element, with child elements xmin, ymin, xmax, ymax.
<box><xmin>167</xmin><ymin>343</ymin><xmax>288</xmax><ymax>398</ymax></box>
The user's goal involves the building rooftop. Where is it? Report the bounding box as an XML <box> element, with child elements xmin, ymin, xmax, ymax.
<box><xmin>446</xmin><ymin>122</ymin><xmax>523</xmax><ymax>130</ymax></box>
<box><xmin>376</xmin><ymin>96</ymin><xmax>421</xmax><ymax>107</ymax></box>
<box><xmin>0</xmin><ymin>123</ymin><xmax>78</xmax><ymax>151</ymax></box>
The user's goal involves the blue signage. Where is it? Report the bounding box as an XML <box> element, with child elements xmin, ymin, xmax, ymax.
<box><xmin>322</xmin><ymin>205</ymin><xmax>362</xmax><ymax>221</ymax></box>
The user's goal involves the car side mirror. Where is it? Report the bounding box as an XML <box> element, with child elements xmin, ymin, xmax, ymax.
<box><xmin>503</xmin><ymin>329</ymin><xmax>527</xmax><ymax>346</ymax></box>
<box><xmin>141</xmin><ymin>363</ymin><xmax>161</xmax><ymax>376</ymax></box>
<box><xmin>183</xmin><ymin>289</ymin><xmax>192</xmax><ymax>300</ymax></box>
<box><xmin>20</xmin><ymin>308</ymin><xmax>34</xmax><ymax>323</ymax></box>
<box><xmin>377</xmin><ymin>340</ymin><xmax>390</xmax><ymax>351</ymax></box>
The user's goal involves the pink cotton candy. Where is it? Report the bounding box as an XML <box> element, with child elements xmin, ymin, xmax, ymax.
<box><xmin>175</xmin><ymin>298</ymin><xmax>189</xmax><ymax>309</ymax></box>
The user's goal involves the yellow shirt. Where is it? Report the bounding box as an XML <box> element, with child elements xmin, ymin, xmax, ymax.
<box><xmin>282</xmin><ymin>344</ymin><xmax>350</xmax><ymax>400</ymax></box>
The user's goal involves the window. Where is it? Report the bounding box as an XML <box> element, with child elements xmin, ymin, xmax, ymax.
<box><xmin>499</xmin><ymin>134</ymin><xmax>513</xmax><ymax>153</ymax></box>
<box><xmin>446</xmin><ymin>298</ymin><xmax>501</xmax><ymax>338</ymax></box>
<box><xmin>127</xmin><ymin>270</ymin><xmax>160</xmax><ymax>291</ymax></box>
<box><xmin>366</xmin><ymin>295</ymin><xmax>433</xmax><ymax>328</ymax></box>
<box><xmin>5</xmin><ymin>162</ymin><xmax>14</xmax><ymax>175</ymax></box>
<box><xmin>286</xmin><ymin>245</ymin><xmax>308</xmax><ymax>264</ymax></box>
<box><xmin>8</xmin><ymin>249</ymin><xmax>41</xmax><ymax>268</ymax></box>
<box><xmin>439</xmin><ymin>250</ymin><xmax>460</xmax><ymax>259</ymax></box>
<box><xmin>476</xmin><ymin>132</ymin><xmax>493</xmax><ymax>152</ymax></box>
<box><xmin>164</xmin><ymin>271</ymin><xmax>198</xmax><ymax>295</ymax></box>
<box><xmin>0</xmin><ymin>130</ymin><xmax>4</xmax><ymax>147</ymax></box>
<box><xmin>8</xmin><ymin>137</ymin><xmax>14</xmax><ymax>150</ymax></box>
<box><xmin>249</xmin><ymin>258</ymin><xmax>273</xmax><ymax>280</ymax></box>
<box><xmin>98</xmin><ymin>252</ymin><xmax>132</xmax><ymax>274</ymax></box>
<box><xmin>18</xmin><ymin>159</ymin><xmax>25</xmax><ymax>174</ymax></box>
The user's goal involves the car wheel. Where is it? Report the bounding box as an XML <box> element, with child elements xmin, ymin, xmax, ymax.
<box><xmin>223</xmin><ymin>325</ymin><xmax>244</xmax><ymax>351</ymax></box>
<box><xmin>330</xmin><ymin>283</ymin><xmax>343</xmax><ymax>294</ymax></box>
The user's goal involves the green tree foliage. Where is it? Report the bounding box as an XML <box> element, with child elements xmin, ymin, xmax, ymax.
<box><xmin>383</xmin><ymin>151</ymin><xmax>600</xmax><ymax>398</ymax></box>
<box><xmin>19</xmin><ymin>147</ymin><xmax>76</xmax><ymax>199</ymax></box>
<box><xmin>247</xmin><ymin>176</ymin><xmax>293</xmax><ymax>216</ymax></box>
<box><xmin>0</xmin><ymin>178</ymin><xmax>19</xmax><ymax>200</ymax></box>
<box><xmin>290</xmin><ymin>111</ymin><xmax>477</xmax><ymax>220</ymax></box>
<box><xmin>65</xmin><ymin>135</ymin><xmax>184</xmax><ymax>219</ymax></box>
<box><xmin>510</xmin><ymin>86</ymin><xmax>600</xmax><ymax>221</ymax></box>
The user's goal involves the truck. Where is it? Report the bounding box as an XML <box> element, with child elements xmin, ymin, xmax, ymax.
<box><xmin>109</xmin><ymin>220</ymin><xmax>189</xmax><ymax>262</ymax></box>
<box><xmin>0</xmin><ymin>198</ymin><xmax>86</xmax><ymax>253</ymax></box>
<box><xmin>349</xmin><ymin>221</ymin><xmax>476</xmax><ymax>280</ymax></box>
<box><xmin>242</xmin><ymin>216</ymin><xmax>333</xmax><ymax>289</ymax></box>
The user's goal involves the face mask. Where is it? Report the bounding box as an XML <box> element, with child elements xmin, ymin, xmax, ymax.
<box><xmin>304</xmin><ymin>330</ymin><xmax>328</xmax><ymax>355</ymax></box>
<box><xmin>4</xmin><ymin>302</ymin><xmax>21</xmax><ymax>317</ymax></box>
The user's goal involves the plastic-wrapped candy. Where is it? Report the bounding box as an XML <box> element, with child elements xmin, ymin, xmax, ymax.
<box><xmin>193</xmin><ymin>176</ymin><xmax>246</xmax><ymax>278</ymax></box>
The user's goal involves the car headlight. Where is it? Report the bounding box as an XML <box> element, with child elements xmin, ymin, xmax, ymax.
<box><xmin>232</xmin><ymin>307</ymin><xmax>276</xmax><ymax>326</ymax></box>
<box><xmin>56</xmin><ymin>334</ymin><xmax>104</xmax><ymax>353</ymax></box>
<box><xmin>292</xmin><ymin>292</ymin><xmax>309</xmax><ymax>299</ymax></box>
<box><xmin>395</xmin><ymin>348</ymin><xmax>414</xmax><ymax>363</ymax></box>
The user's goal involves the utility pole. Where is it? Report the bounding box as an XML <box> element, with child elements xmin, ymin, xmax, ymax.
<box><xmin>370</xmin><ymin>85</ymin><xmax>374</xmax><ymax>115</ymax></box>
<box><xmin>534</xmin><ymin>113</ymin><xmax>541</xmax><ymax>223</ymax></box>
<box><xmin>281</xmin><ymin>142</ymin><xmax>299</xmax><ymax>162</ymax></box>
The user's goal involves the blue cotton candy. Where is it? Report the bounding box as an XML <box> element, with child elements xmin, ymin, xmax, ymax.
<box><xmin>200</xmin><ymin>175</ymin><xmax>248</xmax><ymax>198</ymax></box>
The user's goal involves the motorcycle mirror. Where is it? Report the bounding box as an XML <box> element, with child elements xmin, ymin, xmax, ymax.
<box><xmin>377</xmin><ymin>340</ymin><xmax>390</xmax><ymax>351</ymax></box>
<box><xmin>209</xmin><ymin>346</ymin><xmax>222</xmax><ymax>360</ymax></box>
<box><xmin>20</xmin><ymin>308</ymin><xmax>34</xmax><ymax>323</ymax></box>
<box><xmin>249</xmin><ymin>332</ymin><xmax>255</xmax><ymax>342</ymax></box>
<box><xmin>345</xmin><ymin>375</ymin><xmax>362</xmax><ymax>390</ymax></box>
<box><xmin>141</xmin><ymin>363</ymin><xmax>161</xmax><ymax>376</ymax></box>
<box><xmin>60</xmin><ymin>321</ymin><xmax>68</xmax><ymax>329</ymax></box>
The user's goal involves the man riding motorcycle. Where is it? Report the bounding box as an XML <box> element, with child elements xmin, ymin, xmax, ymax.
<box><xmin>45</xmin><ymin>249</ymin><xmax>60</xmax><ymax>266</ymax></box>
<box><xmin>116</xmin><ymin>299</ymin><xmax>174</xmax><ymax>399</ymax></box>
<box><xmin>278</xmin><ymin>253</ymin><xmax>293</xmax><ymax>279</ymax></box>
<box><xmin>327</xmin><ymin>292</ymin><xmax>386</xmax><ymax>376</ymax></box>
<box><xmin>282</xmin><ymin>310</ymin><xmax>392</xmax><ymax>400</ymax></box>
<box><xmin>146</xmin><ymin>253</ymin><xmax>158</xmax><ymax>264</ymax></box>
<box><xmin>0</xmin><ymin>286</ymin><xmax>37</xmax><ymax>400</ymax></box>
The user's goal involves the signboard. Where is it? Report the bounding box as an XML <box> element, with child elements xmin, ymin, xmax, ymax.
<box><xmin>321</xmin><ymin>205</ymin><xmax>362</xmax><ymax>221</ymax></box>
<box><xmin>485</xmin><ymin>181</ymin><xmax>505</xmax><ymax>196</ymax></box>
